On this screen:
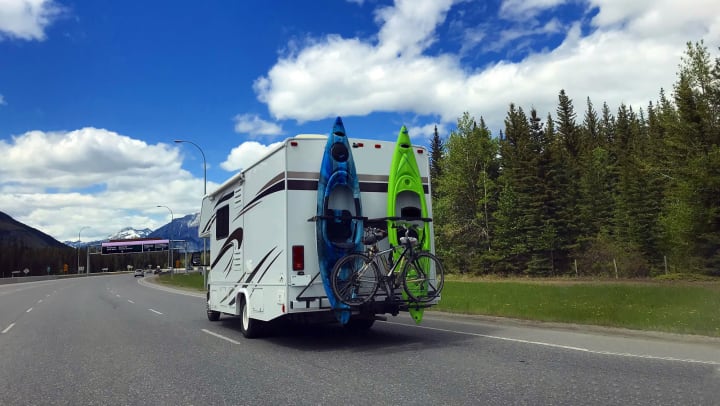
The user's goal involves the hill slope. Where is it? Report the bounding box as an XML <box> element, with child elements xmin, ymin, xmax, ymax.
<box><xmin>0</xmin><ymin>211</ymin><xmax>68</xmax><ymax>249</ymax></box>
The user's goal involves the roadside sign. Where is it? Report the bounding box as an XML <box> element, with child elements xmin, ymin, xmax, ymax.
<box><xmin>23</xmin><ymin>268</ymin><xmax>29</xmax><ymax>275</ymax></box>
<box><xmin>101</xmin><ymin>239</ymin><xmax>169</xmax><ymax>254</ymax></box>
<box><xmin>63</xmin><ymin>264</ymin><xmax>68</xmax><ymax>273</ymax></box>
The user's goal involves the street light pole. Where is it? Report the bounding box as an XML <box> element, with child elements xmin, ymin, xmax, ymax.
<box><xmin>173</xmin><ymin>140</ymin><xmax>206</xmax><ymax>195</ymax></box>
<box><xmin>174</xmin><ymin>139</ymin><xmax>209</xmax><ymax>289</ymax></box>
<box><xmin>77</xmin><ymin>226</ymin><xmax>89</xmax><ymax>275</ymax></box>
<box><xmin>157</xmin><ymin>205</ymin><xmax>174</xmax><ymax>274</ymax></box>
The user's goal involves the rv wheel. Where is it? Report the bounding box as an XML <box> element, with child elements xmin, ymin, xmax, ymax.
<box><xmin>239</xmin><ymin>296</ymin><xmax>263</xmax><ymax>338</ymax></box>
<box><xmin>207</xmin><ymin>293</ymin><xmax>220</xmax><ymax>321</ymax></box>
<box><xmin>207</xmin><ymin>309</ymin><xmax>220</xmax><ymax>321</ymax></box>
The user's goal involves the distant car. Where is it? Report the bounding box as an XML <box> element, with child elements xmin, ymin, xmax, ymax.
<box><xmin>133</xmin><ymin>269</ymin><xmax>144</xmax><ymax>277</ymax></box>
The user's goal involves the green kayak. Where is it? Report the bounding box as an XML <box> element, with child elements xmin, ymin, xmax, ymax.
<box><xmin>386</xmin><ymin>126</ymin><xmax>431</xmax><ymax>324</ymax></box>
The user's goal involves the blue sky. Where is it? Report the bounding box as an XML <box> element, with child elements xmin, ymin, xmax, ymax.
<box><xmin>1</xmin><ymin>0</ymin><xmax>718</xmax><ymax>242</ymax></box>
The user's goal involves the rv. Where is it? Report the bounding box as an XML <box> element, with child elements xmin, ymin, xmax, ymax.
<box><xmin>199</xmin><ymin>135</ymin><xmax>436</xmax><ymax>337</ymax></box>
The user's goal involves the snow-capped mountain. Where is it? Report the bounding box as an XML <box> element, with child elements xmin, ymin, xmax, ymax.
<box><xmin>107</xmin><ymin>227</ymin><xmax>153</xmax><ymax>240</ymax></box>
<box><xmin>67</xmin><ymin>213</ymin><xmax>202</xmax><ymax>251</ymax></box>
<box><xmin>148</xmin><ymin>213</ymin><xmax>202</xmax><ymax>252</ymax></box>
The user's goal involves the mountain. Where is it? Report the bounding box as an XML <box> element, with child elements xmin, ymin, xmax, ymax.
<box><xmin>107</xmin><ymin>227</ymin><xmax>153</xmax><ymax>240</ymax></box>
<box><xmin>69</xmin><ymin>213</ymin><xmax>202</xmax><ymax>252</ymax></box>
<box><xmin>148</xmin><ymin>213</ymin><xmax>203</xmax><ymax>252</ymax></box>
<box><xmin>0</xmin><ymin>211</ymin><xmax>69</xmax><ymax>249</ymax></box>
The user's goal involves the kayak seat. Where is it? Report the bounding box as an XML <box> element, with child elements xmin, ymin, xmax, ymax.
<box><xmin>400</xmin><ymin>206</ymin><xmax>421</xmax><ymax>218</ymax></box>
<box><xmin>396</xmin><ymin>206</ymin><xmax>421</xmax><ymax>241</ymax></box>
<box><xmin>326</xmin><ymin>209</ymin><xmax>355</xmax><ymax>247</ymax></box>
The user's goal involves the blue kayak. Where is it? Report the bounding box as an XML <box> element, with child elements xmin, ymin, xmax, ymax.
<box><xmin>316</xmin><ymin>117</ymin><xmax>363</xmax><ymax>324</ymax></box>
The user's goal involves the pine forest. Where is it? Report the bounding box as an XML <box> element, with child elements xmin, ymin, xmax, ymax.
<box><xmin>430</xmin><ymin>41</ymin><xmax>720</xmax><ymax>278</ymax></box>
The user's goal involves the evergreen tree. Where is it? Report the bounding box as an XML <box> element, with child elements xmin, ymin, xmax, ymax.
<box><xmin>659</xmin><ymin>41</ymin><xmax>720</xmax><ymax>273</ymax></box>
<box><xmin>548</xmin><ymin>90</ymin><xmax>583</xmax><ymax>271</ymax></box>
<box><xmin>428</xmin><ymin>125</ymin><xmax>444</xmax><ymax>201</ymax></box>
<box><xmin>495</xmin><ymin>104</ymin><xmax>552</xmax><ymax>274</ymax></box>
<box><xmin>434</xmin><ymin>113</ymin><xmax>499</xmax><ymax>273</ymax></box>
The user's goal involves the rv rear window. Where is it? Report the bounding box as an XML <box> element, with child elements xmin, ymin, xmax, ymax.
<box><xmin>216</xmin><ymin>205</ymin><xmax>229</xmax><ymax>239</ymax></box>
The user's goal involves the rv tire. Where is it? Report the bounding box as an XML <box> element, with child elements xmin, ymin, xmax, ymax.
<box><xmin>207</xmin><ymin>309</ymin><xmax>220</xmax><ymax>321</ymax></box>
<box><xmin>207</xmin><ymin>293</ymin><xmax>221</xmax><ymax>321</ymax></box>
<box><xmin>239</xmin><ymin>296</ymin><xmax>263</xmax><ymax>338</ymax></box>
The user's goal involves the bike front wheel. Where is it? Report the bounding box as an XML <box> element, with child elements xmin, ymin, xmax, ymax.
<box><xmin>401</xmin><ymin>251</ymin><xmax>445</xmax><ymax>303</ymax></box>
<box><xmin>331</xmin><ymin>253</ymin><xmax>381</xmax><ymax>306</ymax></box>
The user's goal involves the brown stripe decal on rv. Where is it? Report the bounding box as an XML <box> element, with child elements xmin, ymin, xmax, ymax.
<box><xmin>241</xmin><ymin>247</ymin><xmax>278</xmax><ymax>288</ymax></box>
<box><xmin>287</xmin><ymin>180</ymin><xmax>318</xmax><ymax>191</ymax></box>
<box><xmin>214</xmin><ymin>191</ymin><xmax>234</xmax><ymax>209</ymax></box>
<box><xmin>211</xmin><ymin>227</ymin><xmax>244</xmax><ymax>271</ymax></box>
<box><xmin>360</xmin><ymin>183</ymin><xmax>388</xmax><ymax>193</ymax></box>
<box><xmin>257</xmin><ymin>172</ymin><xmax>285</xmax><ymax>196</ymax></box>
<box><xmin>243</xmin><ymin>181</ymin><xmax>285</xmax><ymax>210</ymax></box>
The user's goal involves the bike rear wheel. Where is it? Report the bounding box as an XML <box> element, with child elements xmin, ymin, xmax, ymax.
<box><xmin>401</xmin><ymin>251</ymin><xmax>445</xmax><ymax>303</ymax></box>
<box><xmin>331</xmin><ymin>253</ymin><xmax>381</xmax><ymax>306</ymax></box>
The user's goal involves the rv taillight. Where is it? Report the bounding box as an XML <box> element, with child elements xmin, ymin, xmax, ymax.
<box><xmin>290</xmin><ymin>141</ymin><xmax>298</xmax><ymax>146</ymax></box>
<box><xmin>292</xmin><ymin>245</ymin><xmax>304</xmax><ymax>271</ymax></box>
<box><xmin>417</xmin><ymin>149</ymin><xmax>424</xmax><ymax>154</ymax></box>
<box><xmin>375</xmin><ymin>144</ymin><xmax>381</xmax><ymax>148</ymax></box>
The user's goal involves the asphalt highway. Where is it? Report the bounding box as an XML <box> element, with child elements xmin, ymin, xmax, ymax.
<box><xmin>1</xmin><ymin>274</ymin><xmax>718</xmax><ymax>405</ymax></box>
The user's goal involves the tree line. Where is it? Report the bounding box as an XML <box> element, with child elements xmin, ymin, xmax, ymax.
<box><xmin>430</xmin><ymin>41</ymin><xmax>719</xmax><ymax>277</ymax></box>
<box><xmin>0</xmin><ymin>243</ymin><xmax>194</xmax><ymax>277</ymax></box>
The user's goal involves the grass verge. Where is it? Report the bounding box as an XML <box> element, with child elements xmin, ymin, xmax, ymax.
<box><xmin>154</xmin><ymin>272</ymin><xmax>720</xmax><ymax>337</ymax></box>
<box><xmin>156</xmin><ymin>272</ymin><xmax>204</xmax><ymax>290</ymax></box>
<box><xmin>434</xmin><ymin>280</ymin><xmax>720</xmax><ymax>337</ymax></box>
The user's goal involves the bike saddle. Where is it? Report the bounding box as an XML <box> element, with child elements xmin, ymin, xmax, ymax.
<box><xmin>362</xmin><ymin>229</ymin><xmax>388</xmax><ymax>245</ymax></box>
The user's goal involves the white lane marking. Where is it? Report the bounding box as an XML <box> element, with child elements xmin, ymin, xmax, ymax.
<box><xmin>127</xmin><ymin>299</ymin><xmax>135</xmax><ymax>304</ymax></box>
<box><xmin>26</xmin><ymin>307</ymin><xmax>33</xmax><ymax>313</ymax></box>
<box><xmin>2</xmin><ymin>323</ymin><xmax>15</xmax><ymax>334</ymax></box>
<box><xmin>201</xmin><ymin>329</ymin><xmax>241</xmax><ymax>345</ymax></box>
<box><xmin>38</xmin><ymin>299</ymin><xmax>43</xmax><ymax>303</ymax></box>
<box><xmin>116</xmin><ymin>294</ymin><xmax>121</xmax><ymax>298</ymax></box>
<box><xmin>384</xmin><ymin>321</ymin><xmax>720</xmax><ymax>366</ymax></box>
<box><xmin>149</xmin><ymin>309</ymin><xmax>163</xmax><ymax>315</ymax></box>
<box><xmin>46</xmin><ymin>294</ymin><xmax>50</xmax><ymax>297</ymax></box>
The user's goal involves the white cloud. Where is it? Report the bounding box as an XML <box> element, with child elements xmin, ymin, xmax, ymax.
<box><xmin>0</xmin><ymin>94</ymin><xmax>5</xmax><ymax>105</ymax></box>
<box><xmin>220</xmin><ymin>141</ymin><xmax>284</xmax><ymax>172</ymax></box>
<box><xmin>233</xmin><ymin>113</ymin><xmax>283</xmax><ymax>137</ymax></box>
<box><xmin>0</xmin><ymin>127</ymin><xmax>209</xmax><ymax>241</ymax></box>
<box><xmin>254</xmin><ymin>0</ymin><xmax>720</xmax><ymax>133</ymax></box>
<box><xmin>0</xmin><ymin>0</ymin><xmax>63</xmax><ymax>41</ymax></box>
<box><xmin>499</xmin><ymin>0</ymin><xmax>569</xmax><ymax>20</ymax></box>
<box><xmin>406</xmin><ymin>122</ymin><xmax>449</xmax><ymax>141</ymax></box>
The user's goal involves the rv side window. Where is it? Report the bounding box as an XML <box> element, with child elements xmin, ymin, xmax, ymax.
<box><xmin>216</xmin><ymin>205</ymin><xmax>229</xmax><ymax>239</ymax></box>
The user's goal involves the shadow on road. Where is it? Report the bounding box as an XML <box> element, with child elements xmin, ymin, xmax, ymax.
<box><xmin>216</xmin><ymin>316</ymin><xmax>472</xmax><ymax>353</ymax></box>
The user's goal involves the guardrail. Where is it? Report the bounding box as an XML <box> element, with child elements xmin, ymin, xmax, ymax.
<box><xmin>0</xmin><ymin>272</ymin><xmax>125</xmax><ymax>285</ymax></box>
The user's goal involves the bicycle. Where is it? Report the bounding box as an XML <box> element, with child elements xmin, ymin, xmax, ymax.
<box><xmin>330</xmin><ymin>216</ymin><xmax>445</xmax><ymax>306</ymax></box>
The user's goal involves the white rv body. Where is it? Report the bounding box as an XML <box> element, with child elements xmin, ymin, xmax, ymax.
<box><xmin>199</xmin><ymin>136</ymin><xmax>435</xmax><ymax>329</ymax></box>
